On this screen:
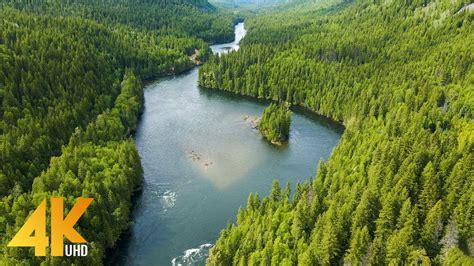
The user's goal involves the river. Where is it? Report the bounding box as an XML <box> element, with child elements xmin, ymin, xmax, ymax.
<box><xmin>110</xmin><ymin>23</ymin><xmax>342</xmax><ymax>265</ymax></box>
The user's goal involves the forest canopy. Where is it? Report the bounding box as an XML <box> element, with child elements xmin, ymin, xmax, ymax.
<box><xmin>0</xmin><ymin>0</ymin><xmax>235</xmax><ymax>43</ymax></box>
<box><xmin>0</xmin><ymin>0</ymin><xmax>234</xmax><ymax>264</ymax></box>
<box><xmin>259</xmin><ymin>103</ymin><xmax>292</xmax><ymax>144</ymax></box>
<box><xmin>201</xmin><ymin>0</ymin><xmax>474</xmax><ymax>264</ymax></box>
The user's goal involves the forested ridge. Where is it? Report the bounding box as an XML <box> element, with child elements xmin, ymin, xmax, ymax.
<box><xmin>201</xmin><ymin>0</ymin><xmax>474</xmax><ymax>264</ymax></box>
<box><xmin>0</xmin><ymin>0</ymin><xmax>233</xmax><ymax>264</ymax></box>
<box><xmin>1</xmin><ymin>0</ymin><xmax>235</xmax><ymax>43</ymax></box>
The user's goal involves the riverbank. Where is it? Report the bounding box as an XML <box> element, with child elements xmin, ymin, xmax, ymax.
<box><xmin>108</xmin><ymin>22</ymin><xmax>341</xmax><ymax>265</ymax></box>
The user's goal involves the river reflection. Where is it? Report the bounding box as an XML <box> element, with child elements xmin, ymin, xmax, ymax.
<box><xmin>109</xmin><ymin>23</ymin><xmax>341</xmax><ymax>266</ymax></box>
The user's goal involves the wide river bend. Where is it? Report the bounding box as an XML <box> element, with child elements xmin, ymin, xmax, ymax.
<box><xmin>111</xmin><ymin>23</ymin><xmax>342</xmax><ymax>265</ymax></box>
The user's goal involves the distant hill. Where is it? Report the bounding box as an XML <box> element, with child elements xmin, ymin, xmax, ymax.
<box><xmin>0</xmin><ymin>0</ymin><xmax>234</xmax><ymax>42</ymax></box>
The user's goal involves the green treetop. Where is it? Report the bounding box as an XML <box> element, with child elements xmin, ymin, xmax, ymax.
<box><xmin>259</xmin><ymin>103</ymin><xmax>292</xmax><ymax>144</ymax></box>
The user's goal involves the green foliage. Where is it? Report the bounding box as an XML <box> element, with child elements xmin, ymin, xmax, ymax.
<box><xmin>0</xmin><ymin>0</ymin><xmax>234</xmax><ymax>264</ymax></box>
<box><xmin>259</xmin><ymin>103</ymin><xmax>292</xmax><ymax>144</ymax></box>
<box><xmin>444</xmin><ymin>247</ymin><xmax>474</xmax><ymax>265</ymax></box>
<box><xmin>1</xmin><ymin>70</ymin><xmax>145</xmax><ymax>264</ymax></box>
<box><xmin>204</xmin><ymin>0</ymin><xmax>474</xmax><ymax>264</ymax></box>
<box><xmin>0</xmin><ymin>7</ymin><xmax>215</xmax><ymax>198</ymax></box>
<box><xmin>1</xmin><ymin>0</ymin><xmax>234</xmax><ymax>43</ymax></box>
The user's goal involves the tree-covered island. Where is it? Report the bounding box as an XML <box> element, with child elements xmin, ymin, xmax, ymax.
<box><xmin>259</xmin><ymin>103</ymin><xmax>292</xmax><ymax>145</ymax></box>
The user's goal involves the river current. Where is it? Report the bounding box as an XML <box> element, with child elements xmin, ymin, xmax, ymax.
<box><xmin>111</xmin><ymin>23</ymin><xmax>341</xmax><ymax>265</ymax></box>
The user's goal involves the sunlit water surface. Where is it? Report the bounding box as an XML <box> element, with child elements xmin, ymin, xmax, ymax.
<box><xmin>110</xmin><ymin>23</ymin><xmax>342</xmax><ymax>265</ymax></box>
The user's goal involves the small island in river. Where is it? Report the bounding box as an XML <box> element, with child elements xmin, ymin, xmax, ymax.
<box><xmin>259</xmin><ymin>103</ymin><xmax>292</xmax><ymax>145</ymax></box>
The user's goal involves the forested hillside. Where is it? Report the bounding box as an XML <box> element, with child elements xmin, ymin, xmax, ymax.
<box><xmin>0</xmin><ymin>0</ymin><xmax>233</xmax><ymax>264</ymax></box>
<box><xmin>2</xmin><ymin>0</ymin><xmax>235</xmax><ymax>42</ymax></box>
<box><xmin>201</xmin><ymin>0</ymin><xmax>474</xmax><ymax>264</ymax></box>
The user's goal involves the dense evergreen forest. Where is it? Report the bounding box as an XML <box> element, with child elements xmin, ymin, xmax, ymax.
<box><xmin>259</xmin><ymin>103</ymin><xmax>292</xmax><ymax>144</ymax></box>
<box><xmin>201</xmin><ymin>0</ymin><xmax>474</xmax><ymax>264</ymax></box>
<box><xmin>0</xmin><ymin>0</ymin><xmax>234</xmax><ymax>264</ymax></box>
<box><xmin>2</xmin><ymin>0</ymin><xmax>235</xmax><ymax>43</ymax></box>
